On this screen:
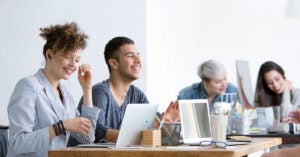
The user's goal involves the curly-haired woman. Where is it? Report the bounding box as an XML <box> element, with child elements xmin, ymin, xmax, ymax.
<box><xmin>7</xmin><ymin>22</ymin><xmax>100</xmax><ymax>157</ymax></box>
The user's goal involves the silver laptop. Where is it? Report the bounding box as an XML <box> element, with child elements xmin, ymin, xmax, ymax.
<box><xmin>179</xmin><ymin>99</ymin><xmax>212</xmax><ymax>144</ymax></box>
<box><xmin>78</xmin><ymin>103</ymin><xmax>159</xmax><ymax>148</ymax></box>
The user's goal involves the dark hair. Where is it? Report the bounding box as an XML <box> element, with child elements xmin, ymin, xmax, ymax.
<box><xmin>254</xmin><ymin>61</ymin><xmax>285</xmax><ymax>107</ymax></box>
<box><xmin>39</xmin><ymin>22</ymin><xmax>88</xmax><ymax>59</ymax></box>
<box><xmin>104</xmin><ymin>36</ymin><xmax>134</xmax><ymax>73</ymax></box>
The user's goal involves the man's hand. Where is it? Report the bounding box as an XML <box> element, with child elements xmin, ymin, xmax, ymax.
<box><xmin>162</xmin><ymin>101</ymin><xmax>180</xmax><ymax>123</ymax></box>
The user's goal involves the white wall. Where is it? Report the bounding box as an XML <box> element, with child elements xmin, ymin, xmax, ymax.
<box><xmin>146</xmin><ymin>0</ymin><xmax>300</xmax><ymax>112</ymax></box>
<box><xmin>0</xmin><ymin>0</ymin><xmax>146</xmax><ymax>125</ymax></box>
<box><xmin>2</xmin><ymin>0</ymin><xmax>300</xmax><ymax>125</ymax></box>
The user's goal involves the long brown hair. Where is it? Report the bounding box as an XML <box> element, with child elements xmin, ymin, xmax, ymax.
<box><xmin>254</xmin><ymin>61</ymin><xmax>285</xmax><ymax>107</ymax></box>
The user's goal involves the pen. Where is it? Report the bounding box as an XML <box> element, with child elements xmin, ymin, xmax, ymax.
<box><xmin>247</xmin><ymin>109</ymin><xmax>255</xmax><ymax>118</ymax></box>
<box><xmin>155</xmin><ymin>116</ymin><xmax>171</xmax><ymax>137</ymax></box>
<box><xmin>158</xmin><ymin>119</ymin><xmax>165</xmax><ymax>130</ymax></box>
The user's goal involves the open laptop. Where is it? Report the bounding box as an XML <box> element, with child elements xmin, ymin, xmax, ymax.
<box><xmin>78</xmin><ymin>103</ymin><xmax>159</xmax><ymax>148</ymax></box>
<box><xmin>179</xmin><ymin>99</ymin><xmax>211</xmax><ymax>144</ymax></box>
<box><xmin>236</xmin><ymin>60</ymin><xmax>258</xmax><ymax>120</ymax></box>
<box><xmin>179</xmin><ymin>99</ymin><xmax>251</xmax><ymax>146</ymax></box>
<box><xmin>236</xmin><ymin>60</ymin><xmax>255</xmax><ymax>109</ymax></box>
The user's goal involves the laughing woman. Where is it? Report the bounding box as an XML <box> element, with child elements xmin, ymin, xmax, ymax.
<box><xmin>7</xmin><ymin>22</ymin><xmax>99</xmax><ymax>157</ymax></box>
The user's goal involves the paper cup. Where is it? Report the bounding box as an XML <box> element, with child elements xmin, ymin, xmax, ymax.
<box><xmin>210</xmin><ymin>115</ymin><xmax>228</xmax><ymax>142</ymax></box>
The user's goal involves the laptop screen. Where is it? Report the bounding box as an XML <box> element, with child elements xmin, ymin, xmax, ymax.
<box><xmin>116</xmin><ymin>103</ymin><xmax>158</xmax><ymax>147</ymax></box>
<box><xmin>179</xmin><ymin>99</ymin><xmax>211</xmax><ymax>144</ymax></box>
<box><xmin>78</xmin><ymin>103</ymin><xmax>159</xmax><ymax>148</ymax></box>
<box><xmin>236</xmin><ymin>60</ymin><xmax>255</xmax><ymax>108</ymax></box>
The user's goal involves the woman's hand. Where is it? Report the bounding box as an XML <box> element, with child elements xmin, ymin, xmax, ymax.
<box><xmin>288</xmin><ymin>109</ymin><xmax>300</xmax><ymax>123</ymax></box>
<box><xmin>78</xmin><ymin>64</ymin><xmax>93</xmax><ymax>107</ymax></box>
<box><xmin>283</xmin><ymin>79</ymin><xmax>292</xmax><ymax>91</ymax></box>
<box><xmin>64</xmin><ymin>117</ymin><xmax>92</xmax><ymax>136</ymax></box>
<box><xmin>78</xmin><ymin>64</ymin><xmax>92</xmax><ymax>91</ymax></box>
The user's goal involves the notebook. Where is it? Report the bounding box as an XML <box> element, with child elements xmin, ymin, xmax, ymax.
<box><xmin>78</xmin><ymin>103</ymin><xmax>159</xmax><ymax>148</ymax></box>
<box><xmin>179</xmin><ymin>99</ymin><xmax>212</xmax><ymax>144</ymax></box>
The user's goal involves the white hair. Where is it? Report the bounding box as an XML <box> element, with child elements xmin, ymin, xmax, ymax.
<box><xmin>197</xmin><ymin>59</ymin><xmax>227</xmax><ymax>80</ymax></box>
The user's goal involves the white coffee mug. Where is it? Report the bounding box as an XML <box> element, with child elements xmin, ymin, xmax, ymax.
<box><xmin>210</xmin><ymin>115</ymin><xmax>228</xmax><ymax>142</ymax></box>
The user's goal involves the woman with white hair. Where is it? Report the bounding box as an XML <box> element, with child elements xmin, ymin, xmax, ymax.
<box><xmin>162</xmin><ymin>60</ymin><xmax>237</xmax><ymax>121</ymax></box>
<box><xmin>177</xmin><ymin>59</ymin><xmax>237</xmax><ymax>112</ymax></box>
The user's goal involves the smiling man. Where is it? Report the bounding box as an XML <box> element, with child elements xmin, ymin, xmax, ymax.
<box><xmin>77</xmin><ymin>37</ymin><xmax>149</xmax><ymax>143</ymax></box>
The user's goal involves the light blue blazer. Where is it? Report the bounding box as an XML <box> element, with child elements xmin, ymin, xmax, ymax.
<box><xmin>7</xmin><ymin>69</ymin><xmax>100</xmax><ymax>157</ymax></box>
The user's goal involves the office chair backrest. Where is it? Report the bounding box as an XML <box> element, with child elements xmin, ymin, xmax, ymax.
<box><xmin>0</xmin><ymin>134</ymin><xmax>7</xmax><ymax>157</ymax></box>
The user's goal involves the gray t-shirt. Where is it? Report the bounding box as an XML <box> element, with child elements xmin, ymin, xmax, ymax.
<box><xmin>78</xmin><ymin>80</ymin><xmax>148</xmax><ymax>142</ymax></box>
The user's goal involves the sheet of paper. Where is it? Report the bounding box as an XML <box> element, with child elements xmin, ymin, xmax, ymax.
<box><xmin>256</xmin><ymin>107</ymin><xmax>274</xmax><ymax>128</ymax></box>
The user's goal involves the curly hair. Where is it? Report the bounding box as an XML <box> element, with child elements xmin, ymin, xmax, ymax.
<box><xmin>39</xmin><ymin>22</ymin><xmax>88</xmax><ymax>59</ymax></box>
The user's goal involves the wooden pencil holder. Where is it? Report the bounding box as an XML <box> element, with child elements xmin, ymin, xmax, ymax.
<box><xmin>142</xmin><ymin>130</ymin><xmax>161</xmax><ymax>146</ymax></box>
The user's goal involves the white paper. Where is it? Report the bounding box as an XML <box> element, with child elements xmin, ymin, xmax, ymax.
<box><xmin>256</xmin><ymin>107</ymin><xmax>274</xmax><ymax>128</ymax></box>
